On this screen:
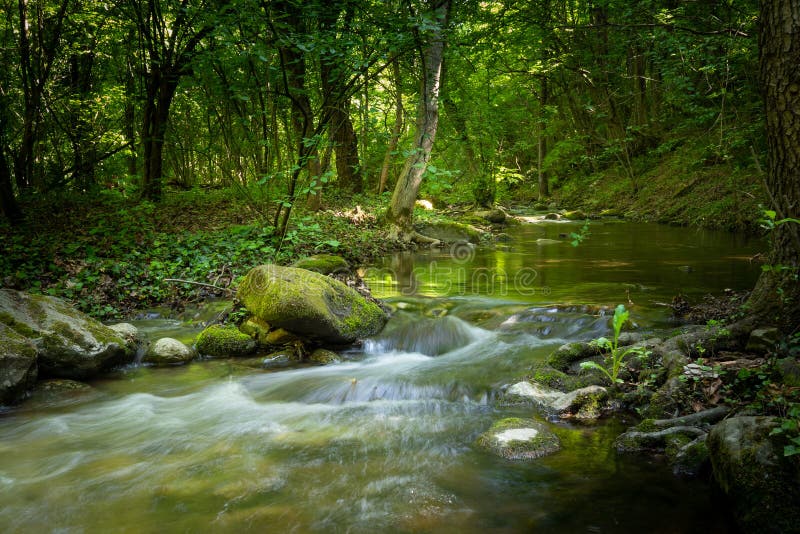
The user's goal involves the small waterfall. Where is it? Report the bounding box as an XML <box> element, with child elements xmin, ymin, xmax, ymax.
<box><xmin>366</xmin><ymin>316</ymin><xmax>489</xmax><ymax>356</ymax></box>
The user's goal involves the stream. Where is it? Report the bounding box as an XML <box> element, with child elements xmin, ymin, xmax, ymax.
<box><xmin>0</xmin><ymin>219</ymin><xmax>762</xmax><ymax>532</ymax></box>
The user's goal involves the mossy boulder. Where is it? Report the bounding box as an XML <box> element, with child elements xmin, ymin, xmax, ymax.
<box><xmin>550</xmin><ymin>385</ymin><xmax>609</xmax><ymax>419</ymax></box>
<box><xmin>143</xmin><ymin>338</ymin><xmax>196</xmax><ymax>366</ymax></box>
<box><xmin>745</xmin><ymin>327</ymin><xmax>780</xmax><ymax>353</ymax></box>
<box><xmin>546</xmin><ymin>341</ymin><xmax>598</xmax><ymax>372</ymax></box>
<box><xmin>195</xmin><ymin>324</ymin><xmax>257</xmax><ymax>358</ymax></box>
<box><xmin>413</xmin><ymin>220</ymin><xmax>484</xmax><ymax>244</ymax></box>
<box><xmin>562</xmin><ymin>209</ymin><xmax>588</xmax><ymax>220</ymax></box>
<box><xmin>0</xmin><ymin>323</ymin><xmax>38</xmax><ymax>404</ymax></box>
<box><xmin>708</xmin><ymin>416</ymin><xmax>800</xmax><ymax>533</ymax></box>
<box><xmin>503</xmin><ymin>381</ymin><xmax>609</xmax><ymax>420</ymax></box>
<box><xmin>238</xmin><ymin>316</ymin><xmax>271</xmax><ymax>345</ymax></box>
<box><xmin>474</xmin><ymin>209</ymin><xmax>506</xmax><ymax>224</ymax></box>
<box><xmin>0</xmin><ymin>289</ymin><xmax>134</xmax><ymax>381</ymax></box>
<box><xmin>237</xmin><ymin>265</ymin><xmax>388</xmax><ymax>344</ymax></box>
<box><xmin>476</xmin><ymin>418</ymin><xmax>561</xmax><ymax>460</ymax></box>
<box><xmin>107</xmin><ymin>323</ymin><xmax>142</xmax><ymax>351</ymax></box>
<box><xmin>291</xmin><ymin>254</ymin><xmax>350</xmax><ymax>275</ymax></box>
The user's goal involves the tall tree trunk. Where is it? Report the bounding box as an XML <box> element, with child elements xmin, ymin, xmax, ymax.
<box><xmin>378</xmin><ymin>59</ymin><xmax>404</xmax><ymax>195</ymax></box>
<box><xmin>69</xmin><ymin>47</ymin><xmax>96</xmax><ymax>191</ymax></box>
<box><xmin>386</xmin><ymin>0</ymin><xmax>450</xmax><ymax>242</ymax></box>
<box><xmin>747</xmin><ymin>0</ymin><xmax>800</xmax><ymax>331</ymax></box>
<box><xmin>0</xmin><ymin>145</ymin><xmax>22</xmax><ymax>224</ymax></box>
<box><xmin>141</xmin><ymin>74</ymin><xmax>179</xmax><ymax>201</ymax></box>
<box><xmin>537</xmin><ymin>75</ymin><xmax>549</xmax><ymax>200</ymax></box>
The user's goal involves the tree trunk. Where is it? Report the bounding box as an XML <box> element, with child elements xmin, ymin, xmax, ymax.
<box><xmin>0</xmin><ymin>144</ymin><xmax>22</xmax><ymax>224</ymax></box>
<box><xmin>386</xmin><ymin>0</ymin><xmax>450</xmax><ymax>242</ymax></box>
<box><xmin>142</xmin><ymin>74</ymin><xmax>178</xmax><ymax>201</ymax></box>
<box><xmin>378</xmin><ymin>59</ymin><xmax>404</xmax><ymax>195</ymax></box>
<box><xmin>747</xmin><ymin>0</ymin><xmax>800</xmax><ymax>331</ymax></box>
<box><xmin>538</xmin><ymin>75</ymin><xmax>549</xmax><ymax>200</ymax></box>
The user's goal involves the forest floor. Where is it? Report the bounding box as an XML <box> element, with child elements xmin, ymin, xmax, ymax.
<box><xmin>547</xmin><ymin>139</ymin><xmax>768</xmax><ymax>233</ymax></box>
<box><xmin>0</xmin><ymin>188</ymin><xmax>489</xmax><ymax>319</ymax></box>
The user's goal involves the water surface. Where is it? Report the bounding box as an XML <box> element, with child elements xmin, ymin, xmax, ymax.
<box><xmin>0</xmin><ymin>219</ymin><xmax>760</xmax><ymax>532</ymax></box>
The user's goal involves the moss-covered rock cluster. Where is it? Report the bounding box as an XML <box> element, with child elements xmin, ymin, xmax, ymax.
<box><xmin>0</xmin><ymin>289</ymin><xmax>135</xmax><ymax>403</ymax></box>
<box><xmin>237</xmin><ymin>264</ymin><xmax>387</xmax><ymax>345</ymax></box>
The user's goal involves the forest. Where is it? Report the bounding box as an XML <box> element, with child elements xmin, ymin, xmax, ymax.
<box><xmin>1</xmin><ymin>0</ymin><xmax>799</xmax><ymax>532</ymax></box>
<box><xmin>1</xmin><ymin>0</ymin><xmax>782</xmax><ymax>314</ymax></box>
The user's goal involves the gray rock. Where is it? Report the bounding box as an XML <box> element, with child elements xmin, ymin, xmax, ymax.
<box><xmin>745</xmin><ymin>327</ymin><xmax>780</xmax><ymax>353</ymax></box>
<box><xmin>0</xmin><ymin>324</ymin><xmax>37</xmax><ymax>404</ymax></box>
<box><xmin>476</xmin><ymin>418</ymin><xmax>561</xmax><ymax>460</ymax></box>
<box><xmin>0</xmin><ymin>289</ymin><xmax>134</xmax><ymax>381</ymax></box>
<box><xmin>708</xmin><ymin>416</ymin><xmax>800</xmax><ymax>533</ymax></box>
<box><xmin>143</xmin><ymin>337</ymin><xmax>195</xmax><ymax>366</ymax></box>
<box><xmin>550</xmin><ymin>385</ymin><xmax>609</xmax><ymax>419</ymax></box>
<box><xmin>504</xmin><ymin>381</ymin><xmax>609</xmax><ymax>420</ymax></box>
<box><xmin>413</xmin><ymin>221</ymin><xmax>484</xmax><ymax>243</ymax></box>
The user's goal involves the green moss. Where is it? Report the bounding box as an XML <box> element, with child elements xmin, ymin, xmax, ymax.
<box><xmin>413</xmin><ymin>220</ymin><xmax>484</xmax><ymax>243</ymax></box>
<box><xmin>237</xmin><ymin>265</ymin><xmax>386</xmax><ymax>344</ymax></box>
<box><xmin>636</xmin><ymin>419</ymin><xmax>658</xmax><ymax>433</ymax></box>
<box><xmin>0</xmin><ymin>311</ymin><xmax>38</xmax><ymax>338</ymax></box>
<box><xmin>291</xmin><ymin>254</ymin><xmax>350</xmax><ymax>275</ymax></box>
<box><xmin>195</xmin><ymin>324</ymin><xmax>257</xmax><ymax>358</ymax></box>
<box><xmin>476</xmin><ymin>418</ymin><xmax>561</xmax><ymax>460</ymax></box>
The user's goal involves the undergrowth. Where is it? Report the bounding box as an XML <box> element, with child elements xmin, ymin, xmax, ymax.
<box><xmin>0</xmin><ymin>188</ymin><xmax>393</xmax><ymax>319</ymax></box>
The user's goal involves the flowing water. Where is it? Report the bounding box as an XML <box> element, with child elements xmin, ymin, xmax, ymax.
<box><xmin>0</xmin><ymin>219</ymin><xmax>761</xmax><ymax>532</ymax></box>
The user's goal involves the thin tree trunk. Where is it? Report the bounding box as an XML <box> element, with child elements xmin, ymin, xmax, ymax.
<box><xmin>378</xmin><ymin>60</ymin><xmax>404</xmax><ymax>195</ymax></box>
<box><xmin>538</xmin><ymin>75</ymin><xmax>549</xmax><ymax>200</ymax></box>
<box><xmin>386</xmin><ymin>0</ymin><xmax>450</xmax><ymax>242</ymax></box>
<box><xmin>747</xmin><ymin>0</ymin><xmax>800</xmax><ymax>331</ymax></box>
<box><xmin>0</xmin><ymin>145</ymin><xmax>22</xmax><ymax>224</ymax></box>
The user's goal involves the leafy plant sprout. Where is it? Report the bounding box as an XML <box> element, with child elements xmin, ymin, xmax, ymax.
<box><xmin>580</xmin><ymin>304</ymin><xmax>648</xmax><ymax>385</ymax></box>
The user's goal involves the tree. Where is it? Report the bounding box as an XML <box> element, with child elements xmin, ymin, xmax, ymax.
<box><xmin>746</xmin><ymin>0</ymin><xmax>800</xmax><ymax>330</ymax></box>
<box><xmin>126</xmin><ymin>0</ymin><xmax>230</xmax><ymax>201</ymax></box>
<box><xmin>385</xmin><ymin>0</ymin><xmax>451</xmax><ymax>242</ymax></box>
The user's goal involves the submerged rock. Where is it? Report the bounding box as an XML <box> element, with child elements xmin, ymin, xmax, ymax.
<box><xmin>195</xmin><ymin>324</ymin><xmax>257</xmax><ymax>358</ymax></box>
<box><xmin>476</xmin><ymin>418</ymin><xmax>561</xmax><ymax>460</ymax></box>
<box><xmin>238</xmin><ymin>265</ymin><xmax>388</xmax><ymax>345</ymax></box>
<box><xmin>0</xmin><ymin>289</ymin><xmax>133</xmax><ymax>384</ymax></box>
<box><xmin>707</xmin><ymin>416</ymin><xmax>800</xmax><ymax>533</ymax></box>
<box><xmin>376</xmin><ymin>316</ymin><xmax>479</xmax><ymax>356</ymax></box>
<box><xmin>143</xmin><ymin>337</ymin><xmax>196</xmax><ymax>366</ymax></box>
<box><xmin>309</xmin><ymin>348</ymin><xmax>340</xmax><ymax>365</ymax></box>
<box><xmin>237</xmin><ymin>350</ymin><xmax>299</xmax><ymax>369</ymax></box>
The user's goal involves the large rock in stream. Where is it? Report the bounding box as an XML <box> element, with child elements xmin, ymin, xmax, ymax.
<box><xmin>237</xmin><ymin>265</ymin><xmax>388</xmax><ymax>345</ymax></box>
<box><xmin>0</xmin><ymin>289</ymin><xmax>135</xmax><ymax>402</ymax></box>
<box><xmin>476</xmin><ymin>418</ymin><xmax>561</xmax><ymax>460</ymax></box>
<box><xmin>707</xmin><ymin>416</ymin><xmax>800</xmax><ymax>533</ymax></box>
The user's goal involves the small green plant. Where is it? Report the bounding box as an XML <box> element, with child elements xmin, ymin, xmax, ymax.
<box><xmin>581</xmin><ymin>304</ymin><xmax>647</xmax><ymax>385</ymax></box>
<box><xmin>569</xmin><ymin>219</ymin><xmax>591</xmax><ymax>247</ymax></box>
<box><xmin>770</xmin><ymin>405</ymin><xmax>800</xmax><ymax>457</ymax></box>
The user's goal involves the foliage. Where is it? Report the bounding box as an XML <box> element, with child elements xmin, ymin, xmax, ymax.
<box><xmin>580</xmin><ymin>304</ymin><xmax>648</xmax><ymax>385</ymax></box>
<box><xmin>569</xmin><ymin>219</ymin><xmax>591</xmax><ymax>247</ymax></box>
<box><xmin>0</xmin><ymin>189</ymin><xmax>391</xmax><ymax>319</ymax></box>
